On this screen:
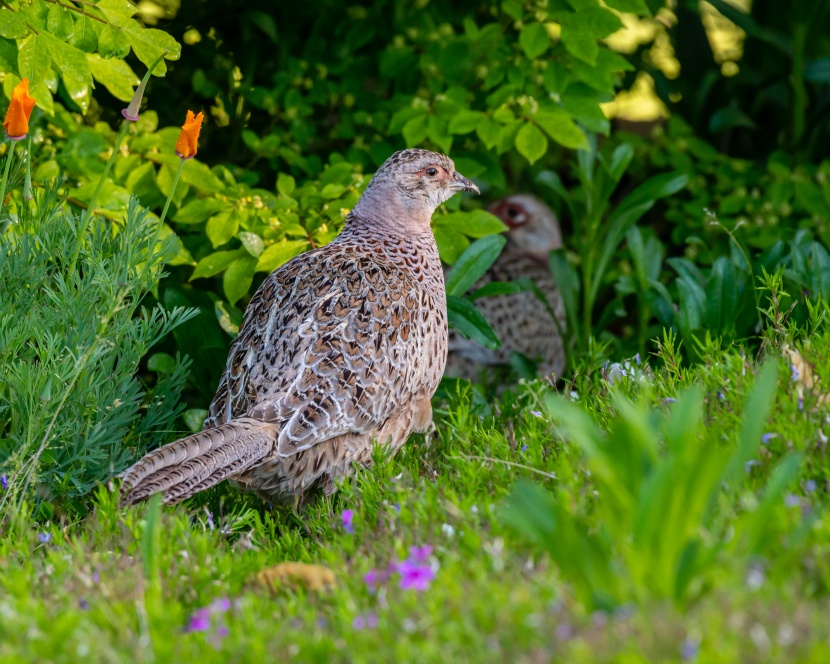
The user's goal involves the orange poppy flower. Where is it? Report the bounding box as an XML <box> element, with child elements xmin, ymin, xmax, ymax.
<box><xmin>3</xmin><ymin>79</ymin><xmax>36</xmax><ymax>140</ymax></box>
<box><xmin>175</xmin><ymin>110</ymin><xmax>204</xmax><ymax>159</ymax></box>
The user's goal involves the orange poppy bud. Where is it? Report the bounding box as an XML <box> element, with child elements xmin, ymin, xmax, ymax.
<box><xmin>175</xmin><ymin>110</ymin><xmax>204</xmax><ymax>160</ymax></box>
<box><xmin>3</xmin><ymin>79</ymin><xmax>36</xmax><ymax>141</ymax></box>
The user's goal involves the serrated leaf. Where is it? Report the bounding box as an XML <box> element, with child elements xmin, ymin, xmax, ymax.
<box><xmin>206</xmin><ymin>209</ymin><xmax>241</xmax><ymax>248</ymax></box>
<box><xmin>42</xmin><ymin>32</ymin><xmax>92</xmax><ymax>85</ymax></box>
<box><xmin>534</xmin><ymin>108</ymin><xmax>589</xmax><ymax>150</ymax></box>
<box><xmin>190</xmin><ymin>249</ymin><xmax>247</xmax><ymax>281</ymax></box>
<box><xmin>87</xmin><ymin>53</ymin><xmax>138</xmax><ymax>102</ymax></box>
<box><xmin>515</xmin><ymin>123</ymin><xmax>548</xmax><ymax>164</ymax></box>
<box><xmin>256</xmin><ymin>240</ymin><xmax>308</xmax><ymax>273</ymax></box>
<box><xmin>175</xmin><ymin>198</ymin><xmax>229</xmax><ymax>224</ymax></box>
<box><xmin>445</xmin><ymin>235</ymin><xmax>506</xmax><ymax>296</ymax></box>
<box><xmin>434</xmin><ymin>210</ymin><xmax>507</xmax><ymax>238</ymax></box>
<box><xmin>519</xmin><ymin>22</ymin><xmax>550</xmax><ymax>59</ymax></box>
<box><xmin>223</xmin><ymin>256</ymin><xmax>257</xmax><ymax>305</ymax></box>
<box><xmin>447</xmin><ymin>295</ymin><xmax>501</xmax><ymax>349</ymax></box>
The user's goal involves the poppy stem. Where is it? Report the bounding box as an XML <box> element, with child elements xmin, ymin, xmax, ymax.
<box><xmin>0</xmin><ymin>139</ymin><xmax>17</xmax><ymax>213</ymax></box>
<box><xmin>67</xmin><ymin>120</ymin><xmax>130</xmax><ymax>276</ymax></box>
<box><xmin>23</xmin><ymin>134</ymin><xmax>33</xmax><ymax>203</ymax></box>
<box><xmin>143</xmin><ymin>157</ymin><xmax>186</xmax><ymax>280</ymax></box>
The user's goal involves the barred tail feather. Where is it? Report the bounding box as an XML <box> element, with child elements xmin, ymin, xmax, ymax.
<box><xmin>119</xmin><ymin>418</ymin><xmax>277</xmax><ymax>506</ymax></box>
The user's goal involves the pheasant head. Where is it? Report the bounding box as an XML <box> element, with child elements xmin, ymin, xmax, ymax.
<box><xmin>352</xmin><ymin>149</ymin><xmax>480</xmax><ymax>233</ymax></box>
<box><xmin>489</xmin><ymin>193</ymin><xmax>562</xmax><ymax>263</ymax></box>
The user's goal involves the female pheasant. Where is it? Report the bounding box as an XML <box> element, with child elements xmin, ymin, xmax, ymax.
<box><xmin>445</xmin><ymin>194</ymin><xmax>567</xmax><ymax>379</ymax></box>
<box><xmin>121</xmin><ymin>149</ymin><xmax>479</xmax><ymax>506</ymax></box>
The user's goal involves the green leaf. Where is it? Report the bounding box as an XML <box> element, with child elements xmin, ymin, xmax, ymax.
<box><xmin>534</xmin><ymin>108</ymin><xmax>589</xmax><ymax>150</ymax></box>
<box><xmin>0</xmin><ymin>9</ymin><xmax>29</xmax><ymax>39</ymax></box>
<box><xmin>0</xmin><ymin>37</ymin><xmax>19</xmax><ymax>77</ymax></box>
<box><xmin>223</xmin><ymin>256</ymin><xmax>257</xmax><ymax>305</ymax></box>
<box><xmin>434</xmin><ymin>210</ymin><xmax>507</xmax><ymax>238</ymax></box>
<box><xmin>190</xmin><ymin>249</ymin><xmax>247</xmax><ymax>281</ymax></box>
<box><xmin>256</xmin><ymin>240</ymin><xmax>308</xmax><ymax>273</ymax></box>
<box><xmin>97</xmin><ymin>22</ymin><xmax>130</xmax><ymax>60</ymax></box>
<box><xmin>42</xmin><ymin>32</ymin><xmax>92</xmax><ymax>85</ymax></box>
<box><xmin>519</xmin><ymin>22</ymin><xmax>550</xmax><ymax>59</ymax></box>
<box><xmin>18</xmin><ymin>35</ymin><xmax>53</xmax><ymax>100</ymax></box>
<box><xmin>514</xmin><ymin>123</ymin><xmax>548</xmax><ymax>165</ymax></box>
<box><xmin>476</xmin><ymin>117</ymin><xmax>502</xmax><ymax>150</ymax></box>
<box><xmin>434</xmin><ymin>226</ymin><xmax>470</xmax><ymax>265</ymax></box>
<box><xmin>147</xmin><ymin>352</ymin><xmax>176</xmax><ymax>373</ymax></box>
<box><xmin>183</xmin><ymin>409</ymin><xmax>208</xmax><ymax>433</ymax></box>
<box><xmin>206</xmin><ymin>209</ymin><xmax>242</xmax><ymax>248</ymax></box>
<box><xmin>602</xmin><ymin>0</ymin><xmax>650</xmax><ymax>14</ymax></box>
<box><xmin>277</xmin><ymin>172</ymin><xmax>296</xmax><ymax>196</ymax></box>
<box><xmin>469</xmin><ymin>280</ymin><xmax>531</xmax><ymax>300</ymax></box>
<box><xmin>447</xmin><ymin>110</ymin><xmax>484</xmax><ymax>135</ymax></box>
<box><xmin>174</xmin><ymin>198</ymin><xmax>230</xmax><ymax>224</ymax></box>
<box><xmin>47</xmin><ymin>4</ymin><xmax>75</xmax><ymax>40</ymax></box>
<box><xmin>402</xmin><ymin>114</ymin><xmax>429</xmax><ymax>146</ymax></box>
<box><xmin>62</xmin><ymin>76</ymin><xmax>90</xmax><ymax>113</ymax></box>
<box><xmin>239</xmin><ymin>231</ymin><xmax>265</xmax><ymax>257</ymax></box>
<box><xmin>615</xmin><ymin>172</ymin><xmax>688</xmax><ymax>218</ymax></box>
<box><xmin>560</xmin><ymin>21</ymin><xmax>598</xmax><ymax>65</ymax></box>
<box><xmin>445</xmin><ymin>235</ymin><xmax>506</xmax><ymax>296</ymax></box>
<box><xmin>87</xmin><ymin>54</ymin><xmax>138</xmax><ymax>102</ymax></box>
<box><xmin>70</xmin><ymin>16</ymin><xmax>98</xmax><ymax>53</ymax></box>
<box><xmin>447</xmin><ymin>295</ymin><xmax>501</xmax><ymax>349</ymax></box>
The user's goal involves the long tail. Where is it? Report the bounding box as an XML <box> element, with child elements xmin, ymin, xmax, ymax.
<box><xmin>119</xmin><ymin>418</ymin><xmax>277</xmax><ymax>506</ymax></box>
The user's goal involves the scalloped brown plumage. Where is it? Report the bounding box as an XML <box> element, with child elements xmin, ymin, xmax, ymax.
<box><xmin>120</xmin><ymin>149</ymin><xmax>479</xmax><ymax>506</ymax></box>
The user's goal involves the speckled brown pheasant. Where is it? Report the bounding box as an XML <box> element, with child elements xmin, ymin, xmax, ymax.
<box><xmin>120</xmin><ymin>149</ymin><xmax>479</xmax><ymax>506</ymax></box>
<box><xmin>444</xmin><ymin>194</ymin><xmax>567</xmax><ymax>379</ymax></box>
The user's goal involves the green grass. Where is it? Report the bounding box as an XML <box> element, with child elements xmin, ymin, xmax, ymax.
<box><xmin>2</xmin><ymin>322</ymin><xmax>830</xmax><ymax>662</ymax></box>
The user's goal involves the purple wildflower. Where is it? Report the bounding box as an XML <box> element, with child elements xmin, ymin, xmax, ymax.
<box><xmin>398</xmin><ymin>560</ymin><xmax>435</xmax><ymax>591</ymax></box>
<box><xmin>634</xmin><ymin>353</ymin><xmax>641</xmax><ymax>366</ymax></box>
<box><xmin>38</xmin><ymin>532</ymin><xmax>51</xmax><ymax>543</ymax></box>
<box><xmin>341</xmin><ymin>509</ymin><xmax>355</xmax><ymax>534</ymax></box>
<box><xmin>409</xmin><ymin>545</ymin><xmax>433</xmax><ymax>563</ymax></box>
<box><xmin>761</xmin><ymin>433</ymin><xmax>777</xmax><ymax>445</ymax></box>
<box><xmin>717</xmin><ymin>391</ymin><xmax>725</xmax><ymax>400</ymax></box>
<box><xmin>363</xmin><ymin>569</ymin><xmax>385</xmax><ymax>591</ymax></box>
<box><xmin>353</xmin><ymin>613</ymin><xmax>378</xmax><ymax>630</ymax></box>
<box><xmin>663</xmin><ymin>397</ymin><xmax>678</xmax><ymax>405</ymax></box>
<box><xmin>798</xmin><ymin>397</ymin><xmax>804</xmax><ymax>412</ymax></box>
<box><xmin>791</xmin><ymin>364</ymin><xmax>800</xmax><ymax>382</ymax></box>
<box><xmin>680</xmin><ymin>637</ymin><xmax>700</xmax><ymax>661</ymax></box>
<box><xmin>785</xmin><ymin>494</ymin><xmax>800</xmax><ymax>508</ymax></box>
<box><xmin>554</xmin><ymin>623</ymin><xmax>573</xmax><ymax>641</ymax></box>
<box><xmin>529</xmin><ymin>410</ymin><xmax>543</xmax><ymax>419</ymax></box>
<box><xmin>207</xmin><ymin>511</ymin><xmax>215</xmax><ymax>531</ymax></box>
<box><xmin>521</xmin><ymin>444</ymin><xmax>528</xmax><ymax>452</ymax></box>
<box><xmin>0</xmin><ymin>474</ymin><xmax>7</xmax><ymax>491</ymax></box>
<box><xmin>79</xmin><ymin>598</ymin><xmax>90</xmax><ymax>611</ymax></box>
<box><xmin>745</xmin><ymin>460</ymin><xmax>759</xmax><ymax>473</ymax></box>
<box><xmin>805</xmin><ymin>480</ymin><xmax>817</xmax><ymax>493</ymax></box>
<box><xmin>92</xmin><ymin>570</ymin><xmax>101</xmax><ymax>584</ymax></box>
<box><xmin>185</xmin><ymin>608</ymin><xmax>211</xmax><ymax>633</ymax></box>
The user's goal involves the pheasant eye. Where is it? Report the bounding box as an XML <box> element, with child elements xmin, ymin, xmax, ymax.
<box><xmin>425</xmin><ymin>167</ymin><xmax>438</xmax><ymax>177</ymax></box>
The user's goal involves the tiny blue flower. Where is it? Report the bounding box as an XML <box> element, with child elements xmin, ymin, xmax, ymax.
<box><xmin>38</xmin><ymin>532</ymin><xmax>51</xmax><ymax>543</ymax></box>
<box><xmin>0</xmin><ymin>474</ymin><xmax>7</xmax><ymax>491</ymax></box>
<box><xmin>663</xmin><ymin>397</ymin><xmax>678</xmax><ymax>405</ymax></box>
<box><xmin>761</xmin><ymin>433</ymin><xmax>777</xmax><ymax>445</ymax></box>
<box><xmin>634</xmin><ymin>353</ymin><xmax>641</xmax><ymax>366</ymax></box>
<box><xmin>784</xmin><ymin>494</ymin><xmax>800</xmax><ymax>508</ymax></box>
<box><xmin>798</xmin><ymin>397</ymin><xmax>804</xmax><ymax>412</ymax></box>
<box><xmin>805</xmin><ymin>480</ymin><xmax>817</xmax><ymax>493</ymax></box>
<box><xmin>745</xmin><ymin>460</ymin><xmax>759</xmax><ymax>473</ymax></box>
<box><xmin>791</xmin><ymin>364</ymin><xmax>799</xmax><ymax>382</ymax></box>
<box><xmin>521</xmin><ymin>444</ymin><xmax>528</xmax><ymax>452</ymax></box>
<box><xmin>680</xmin><ymin>637</ymin><xmax>700</xmax><ymax>661</ymax></box>
<box><xmin>717</xmin><ymin>391</ymin><xmax>725</xmax><ymax>400</ymax></box>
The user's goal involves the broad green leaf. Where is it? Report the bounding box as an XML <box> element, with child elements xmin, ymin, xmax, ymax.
<box><xmin>514</xmin><ymin>123</ymin><xmax>548</xmax><ymax>165</ymax></box>
<box><xmin>603</xmin><ymin>0</ymin><xmax>650</xmax><ymax>13</ymax></box>
<box><xmin>447</xmin><ymin>295</ymin><xmax>501</xmax><ymax>349</ymax></box>
<box><xmin>223</xmin><ymin>257</ymin><xmax>257</xmax><ymax>305</ymax></box>
<box><xmin>448</xmin><ymin>110</ymin><xmax>484</xmax><ymax>135</ymax></box>
<box><xmin>42</xmin><ymin>32</ymin><xmax>92</xmax><ymax>85</ymax></box>
<box><xmin>206</xmin><ymin>209</ymin><xmax>242</xmax><ymax>248</ymax></box>
<box><xmin>256</xmin><ymin>240</ymin><xmax>308</xmax><ymax>273</ymax></box>
<box><xmin>97</xmin><ymin>23</ymin><xmax>131</xmax><ymax>60</ymax></box>
<box><xmin>190</xmin><ymin>249</ymin><xmax>247</xmax><ymax>281</ymax></box>
<box><xmin>469</xmin><ymin>280</ymin><xmax>530</xmax><ymax>300</ymax></box>
<box><xmin>0</xmin><ymin>37</ymin><xmax>19</xmax><ymax>76</ymax></box>
<box><xmin>70</xmin><ymin>16</ymin><xmax>98</xmax><ymax>53</ymax></box>
<box><xmin>476</xmin><ymin>117</ymin><xmax>501</xmax><ymax>150</ymax></box>
<box><xmin>519</xmin><ymin>22</ymin><xmax>550</xmax><ymax>59</ymax></box>
<box><xmin>560</xmin><ymin>21</ymin><xmax>598</xmax><ymax>65</ymax></box>
<box><xmin>175</xmin><ymin>198</ymin><xmax>230</xmax><ymax>224</ymax></box>
<box><xmin>62</xmin><ymin>76</ymin><xmax>90</xmax><ymax>113</ymax></box>
<box><xmin>434</xmin><ymin>226</ymin><xmax>470</xmax><ymax>265</ymax></box>
<box><xmin>615</xmin><ymin>172</ymin><xmax>688</xmax><ymax>218</ymax></box>
<box><xmin>402</xmin><ymin>114</ymin><xmax>429</xmax><ymax>146</ymax></box>
<box><xmin>18</xmin><ymin>36</ymin><xmax>54</xmax><ymax>111</ymax></box>
<box><xmin>47</xmin><ymin>4</ymin><xmax>74</xmax><ymax>40</ymax></box>
<box><xmin>549</xmin><ymin>249</ymin><xmax>580</xmax><ymax>334</ymax></box>
<box><xmin>277</xmin><ymin>172</ymin><xmax>296</xmax><ymax>196</ymax></box>
<box><xmin>0</xmin><ymin>9</ymin><xmax>29</xmax><ymax>39</ymax></box>
<box><xmin>239</xmin><ymin>231</ymin><xmax>265</xmax><ymax>257</ymax></box>
<box><xmin>534</xmin><ymin>108</ymin><xmax>589</xmax><ymax>150</ymax></box>
<box><xmin>434</xmin><ymin>210</ymin><xmax>507</xmax><ymax>238</ymax></box>
<box><xmin>578</xmin><ymin>6</ymin><xmax>624</xmax><ymax>39</ymax></box>
<box><xmin>147</xmin><ymin>352</ymin><xmax>176</xmax><ymax>373</ymax></box>
<box><xmin>87</xmin><ymin>54</ymin><xmax>138</xmax><ymax>102</ymax></box>
<box><xmin>445</xmin><ymin>234</ymin><xmax>506</xmax><ymax>296</ymax></box>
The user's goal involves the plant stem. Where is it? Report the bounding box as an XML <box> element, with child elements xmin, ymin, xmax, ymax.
<box><xmin>140</xmin><ymin>157</ymin><xmax>186</xmax><ymax>283</ymax></box>
<box><xmin>66</xmin><ymin>120</ymin><xmax>130</xmax><ymax>275</ymax></box>
<box><xmin>0</xmin><ymin>139</ymin><xmax>17</xmax><ymax>213</ymax></box>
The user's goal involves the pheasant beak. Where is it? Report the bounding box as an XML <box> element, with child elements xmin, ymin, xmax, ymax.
<box><xmin>451</xmin><ymin>171</ymin><xmax>480</xmax><ymax>195</ymax></box>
